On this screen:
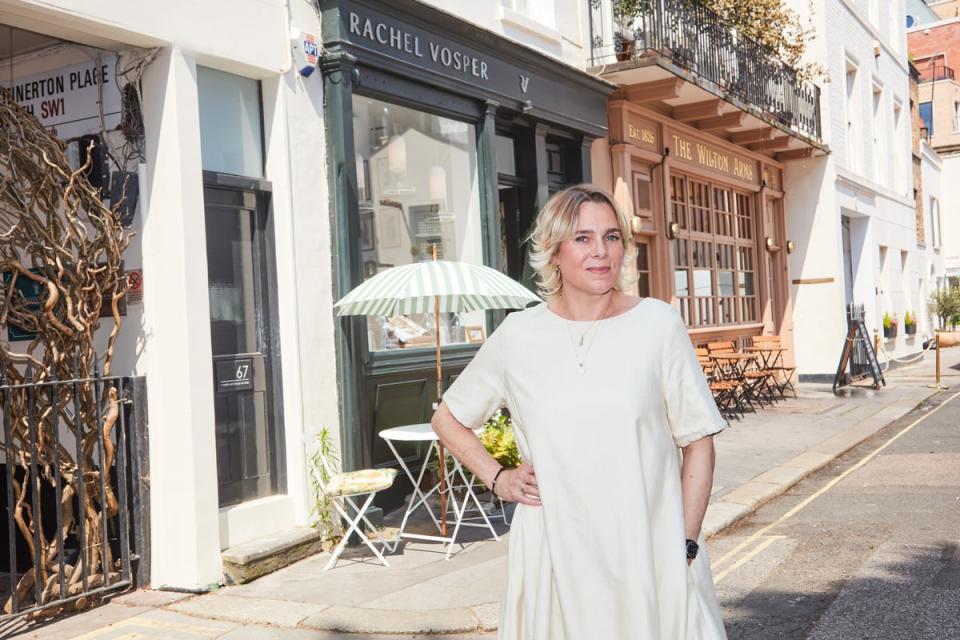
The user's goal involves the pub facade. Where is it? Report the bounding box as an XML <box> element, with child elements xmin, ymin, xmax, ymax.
<box><xmin>586</xmin><ymin>1</ymin><xmax>826</xmax><ymax>350</ymax></box>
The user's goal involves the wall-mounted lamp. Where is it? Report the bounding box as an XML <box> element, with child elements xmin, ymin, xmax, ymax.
<box><xmin>765</xmin><ymin>236</ymin><xmax>779</xmax><ymax>252</ymax></box>
<box><xmin>631</xmin><ymin>216</ymin><xmax>644</xmax><ymax>235</ymax></box>
<box><xmin>786</xmin><ymin>240</ymin><xmax>796</xmax><ymax>254</ymax></box>
<box><xmin>667</xmin><ymin>221</ymin><xmax>680</xmax><ymax>240</ymax></box>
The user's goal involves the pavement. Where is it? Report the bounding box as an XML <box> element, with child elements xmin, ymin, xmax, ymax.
<box><xmin>7</xmin><ymin>346</ymin><xmax>960</xmax><ymax>640</ymax></box>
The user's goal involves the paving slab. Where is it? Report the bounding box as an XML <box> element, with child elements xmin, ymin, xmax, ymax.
<box><xmin>301</xmin><ymin>605</ymin><xmax>479</xmax><ymax>634</ymax></box>
<box><xmin>169</xmin><ymin>594</ymin><xmax>328</xmax><ymax>628</ymax></box>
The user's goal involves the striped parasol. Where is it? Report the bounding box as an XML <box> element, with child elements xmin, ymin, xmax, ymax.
<box><xmin>334</xmin><ymin>257</ymin><xmax>539</xmax><ymax>538</ymax></box>
<box><xmin>333</xmin><ymin>260</ymin><xmax>540</xmax><ymax>317</ymax></box>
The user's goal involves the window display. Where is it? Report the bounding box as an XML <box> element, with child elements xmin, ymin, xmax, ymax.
<box><xmin>352</xmin><ymin>94</ymin><xmax>485</xmax><ymax>351</ymax></box>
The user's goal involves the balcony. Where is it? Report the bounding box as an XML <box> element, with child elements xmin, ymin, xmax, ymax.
<box><xmin>918</xmin><ymin>59</ymin><xmax>955</xmax><ymax>83</ymax></box>
<box><xmin>587</xmin><ymin>0</ymin><xmax>825</xmax><ymax>157</ymax></box>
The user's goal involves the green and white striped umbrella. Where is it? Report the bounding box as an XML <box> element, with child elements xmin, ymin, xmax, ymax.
<box><xmin>334</xmin><ymin>260</ymin><xmax>540</xmax><ymax>317</ymax></box>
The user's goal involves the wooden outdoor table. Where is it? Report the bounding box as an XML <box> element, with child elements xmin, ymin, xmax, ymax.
<box><xmin>744</xmin><ymin>346</ymin><xmax>785</xmax><ymax>369</ymax></box>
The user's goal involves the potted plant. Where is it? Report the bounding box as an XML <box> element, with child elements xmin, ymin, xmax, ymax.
<box><xmin>612</xmin><ymin>0</ymin><xmax>653</xmax><ymax>62</ymax></box>
<box><xmin>904</xmin><ymin>311</ymin><xmax>917</xmax><ymax>336</ymax></box>
<box><xmin>883</xmin><ymin>312</ymin><xmax>898</xmax><ymax>339</ymax></box>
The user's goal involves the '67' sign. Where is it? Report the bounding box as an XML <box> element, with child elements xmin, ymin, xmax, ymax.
<box><xmin>216</xmin><ymin>358</ymin><xmax>254</xmax><ymax>393</ymax></box>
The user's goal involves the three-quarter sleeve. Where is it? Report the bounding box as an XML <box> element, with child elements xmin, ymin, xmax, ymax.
<box><xmin>660</xmin><ymin>310</ymin><xmax>727</xmax><ymax>448</ymax></box>
<box><xmin>442</xmin><ymin>317</ymin><xmax>509</xmax><ymax>430</ymax></box>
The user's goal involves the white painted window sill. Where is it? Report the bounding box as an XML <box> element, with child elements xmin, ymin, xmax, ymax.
<box><xmin>497</xmin><ymin>6</ymin><xmax>562</xmax><ymax>45</ymax></box>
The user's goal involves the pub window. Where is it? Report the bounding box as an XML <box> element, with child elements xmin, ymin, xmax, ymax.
<box><xmin>670</xmin><ymin>173</ymin><xmax>759</xmax><ymax>327</ymax></box>
<box><xmin>352</xmin><ymin>94</ymin><xmax>485</xmax><ymax>352</ymax></box>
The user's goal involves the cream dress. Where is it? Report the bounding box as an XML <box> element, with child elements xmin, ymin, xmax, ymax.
<box><xmin>443</xmin><ymin>298</ymin><xmax>728</xmax><ymax>640</ymax></box>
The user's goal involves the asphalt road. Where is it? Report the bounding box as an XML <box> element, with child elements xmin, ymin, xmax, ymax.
<box><xmin>710</xmin><ymin>388</ymin><xmax>960</xmax><ymax>640</ymax></box>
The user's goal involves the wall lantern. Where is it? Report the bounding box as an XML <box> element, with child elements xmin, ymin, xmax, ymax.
<box><xmin>764</xmin><ymin>236</ymin><xmax>780</xmax><ymax>252</ymax></box>
<box><xmin>786</xmin><ymin>240</ymin><xmax>796</xmax><ymax>254</ymax></box>
<box><xmin>631</xmin><ymin>216</ymin><xmax>644</xmax><ymax>235</ymax></box>
<box><xmin>387</xmin><ymin>136</ymin><xmax>407</xmax><ymax>174</ymax></box>
<box><xmin>667</xmin><ymin>221</ymin><xmax>680</xmax><ymax>239</ymax></box>
<box><xmin>428</xmin><ymin>165</ymin><xmax>447</xmax><ymax>200</ymax></box>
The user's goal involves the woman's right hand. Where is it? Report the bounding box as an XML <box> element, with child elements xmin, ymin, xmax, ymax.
<box><xmin>494</xmin><ymin>463</ymin><xmax>541</xmax><ymax>506</ymax></box>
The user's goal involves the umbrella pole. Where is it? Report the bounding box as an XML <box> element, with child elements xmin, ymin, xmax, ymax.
<box><xmin>433</xmin><ymin>247</ymin><xmax>448</xmax><ymax>538</ymax></box>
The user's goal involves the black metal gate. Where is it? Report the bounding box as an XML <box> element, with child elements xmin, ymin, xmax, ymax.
<box><xmin>0</xmin><ymin>368</ymin><xmax>148</xmax><ymax>619</ymax></box>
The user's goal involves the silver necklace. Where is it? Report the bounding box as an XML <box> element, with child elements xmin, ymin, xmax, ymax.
<box><xmin>561</xmin><ymin>295</ymin><xmax>615</xmax><ymax>374</ymax></box>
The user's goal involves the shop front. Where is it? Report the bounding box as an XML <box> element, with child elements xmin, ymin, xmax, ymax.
<box><xmin>319</xmin><ymin>0</ymin><xmax>613</xmax><ymax>494</ymax></box>
<box><xmin>605</xmin><ymin>100</ymin><xmax>792</xmax><ymax>348</ymax></box>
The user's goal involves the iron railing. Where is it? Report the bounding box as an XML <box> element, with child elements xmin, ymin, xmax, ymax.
<box><xmin>921</xmin><ymin>58</ymin><xmax>955</xmax><ymax>82</ymax></box>
<box><xmin>0</xmin><ymin>367</ymin><xmax>147</xmax><ymax>620</ymax></box>
<box><xmin>587</xmin><ymin>0</ymin><xmax>822</xmax><ymax>141</ymax></box>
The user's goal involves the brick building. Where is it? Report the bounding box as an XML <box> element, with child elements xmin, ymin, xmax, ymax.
<box><xmin>909</xmin><ymin>4</ymin><xmax>960</xmax><ymax>289</ymax></box>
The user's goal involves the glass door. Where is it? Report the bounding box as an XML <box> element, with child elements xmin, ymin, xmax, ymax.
<box><xmin>204</xmin><ymin>181</ymin><xmax>285</xmax><ymax>508</ymax></box>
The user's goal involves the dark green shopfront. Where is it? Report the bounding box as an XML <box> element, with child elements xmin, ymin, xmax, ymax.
<box><xmin>320</xmin><ymin>0</ymin><xmax>613</xmax><ymax>506</ymax></box>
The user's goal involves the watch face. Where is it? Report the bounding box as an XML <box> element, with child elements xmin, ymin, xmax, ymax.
<box><xmin>686</xmin><ymin>539</ymin><xmax>699</xmax><ymax>559</ymax></box>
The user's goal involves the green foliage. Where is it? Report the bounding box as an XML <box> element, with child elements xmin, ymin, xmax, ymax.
<box><xmin>480</xmin><ymin>411</ymin><xmax>522</xmax><ymax>468</ymax></box>
<box><xmin>930</xmin><ymin>287</ymin><xmax>960</xmax><ymax>330</ymax></box>
<box><xmin>903</xmin><ymin>311</ymin><xmax>914</xmax><ymax>326</ymax></box>
<box><xmin>883</xmin><ymin>312</ymin><xmax>895</xmax><ymax>330</ymax></box>
<box><xmin>308</xmin><ymin>428</ymin><xmax>339</xmax><ymax>542</ymax></box>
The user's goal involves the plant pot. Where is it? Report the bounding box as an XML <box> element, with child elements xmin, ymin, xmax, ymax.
<box><xmin>905</xmin><ymin>323</ymin><xmax>917</xmax><ymax>336</ymax></box>
<box><xmin>883</xmin><ymin>325</ymin><xmax>898</xmax><ymax>339</ymax></box>
<box><xmin>615</xmin><ymin>37</ymin><xmax>636</xmax><ymax>62</ymax></box>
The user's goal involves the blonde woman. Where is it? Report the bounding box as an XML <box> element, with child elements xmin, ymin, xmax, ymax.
<box><xmin>433</xmin><ymin>184</ymin><xmax>727</xmax><ymax>639</ymax></box>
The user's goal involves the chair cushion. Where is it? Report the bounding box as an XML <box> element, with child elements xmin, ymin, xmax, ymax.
<box><xmin>326</xmin><ymin>468</ymin><xmax>397</xmax><ymax>497</ymax></box>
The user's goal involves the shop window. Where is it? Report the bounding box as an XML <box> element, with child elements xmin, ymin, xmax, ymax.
<box><xmin>670</xmin><ymin>173</ymin><xmax>759</xmax><ymax>328</ymax></box>
<box><xmin>352</xmin><ymin>94</ymin><xmax>484</xmax><ymax>352</ymax></box>
<box><xmin>197</xmin><ymin>66</ymin><xmax>264</xmax><ymax>178</ymax></box>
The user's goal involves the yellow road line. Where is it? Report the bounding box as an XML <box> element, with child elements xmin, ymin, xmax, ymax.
<box><xmin>710</xmin><ymin>389</ymin><xmax>960</xmax><ymax>572</ymax></box>
<box><xmin>713</xmin><ymin>535</ymin><xmax>786</xmax><ymax>583</ymax></box>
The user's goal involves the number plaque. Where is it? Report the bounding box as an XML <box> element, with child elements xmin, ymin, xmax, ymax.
<box><xmin>216</xmin><ymin>358</ymin><xmax>254</xmax><ymax>393</ymax></box>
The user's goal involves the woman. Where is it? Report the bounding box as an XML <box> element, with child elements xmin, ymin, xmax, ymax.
<box><xmin>432</xmin><ymin>184</ymin><xmax>727</xmax><ymax>639</ymax></box>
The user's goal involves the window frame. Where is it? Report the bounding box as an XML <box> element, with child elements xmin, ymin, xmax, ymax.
<box><xmin>669</xmin><ymin>172</ymin><xmax>760</xmax><ymax>329</ymax></box>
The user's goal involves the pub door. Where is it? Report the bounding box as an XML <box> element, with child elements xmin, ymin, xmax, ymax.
<box><xmin>203</xmin><ymin>177</ymin><xmax>286</xmax><ymax>508</ymax></box>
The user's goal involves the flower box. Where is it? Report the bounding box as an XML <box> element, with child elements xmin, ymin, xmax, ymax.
<box><xmin>883</xmin><ymin>325</ymin><xmax>898</xmax><ymax>339</ymax></box>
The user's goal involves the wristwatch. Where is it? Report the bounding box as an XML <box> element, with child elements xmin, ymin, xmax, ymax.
<box><xmin>685</xmin><ymin>538</ymin><xmax>699</xmax><ymax>560</ymax></box>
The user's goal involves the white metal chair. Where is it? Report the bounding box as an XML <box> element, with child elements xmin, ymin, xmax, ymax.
<box><xmin>310</xmin><ymin>456</ymin><xmax>397</xmax><ymax>571</ymax></box>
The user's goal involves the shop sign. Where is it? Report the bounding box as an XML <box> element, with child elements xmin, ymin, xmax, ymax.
<box><xmin>0</xmin><ymin>57</ymin><xmax>121</xmax><ymax>130</ymax></box>
<box><xmin>625</xmin><ymin>113</ymin><xmax>658</xmax><ymax>151</ymax></box>
<box><xmin>340</xmin><ymin>1</ymin><xmax>610</xmax><ymax>132</ymax></box>
<box><xmin>669</xmin><ymin>130</ymin><xmax>759</xmax><ymax>186</ymax></box>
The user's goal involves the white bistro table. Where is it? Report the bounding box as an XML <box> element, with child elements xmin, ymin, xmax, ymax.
<box><xmin>379</xmin><ymin>423</ymin><xmax>500</xmax><ymax>559</ymax></box>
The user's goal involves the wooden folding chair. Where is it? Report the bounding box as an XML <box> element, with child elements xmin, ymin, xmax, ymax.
<box><xmin>750</xmin><ymin>335</ymin><xmax>797</xmax><ymax>399</ymax></box>
<box><xmin>707</xmin><ymin>340</ymin><xmax>774</xmax><ymax>409</ymax></box>
<box><xmin>696</xmin><ymin>347</ymin><xmax>744</xmax><ymax>420</ymax></box>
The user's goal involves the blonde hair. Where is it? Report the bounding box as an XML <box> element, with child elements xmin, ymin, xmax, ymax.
<box><xmin>527</xmin><ymin>184</ymin><xmax>636</xmax><ymax>299</ymax></box>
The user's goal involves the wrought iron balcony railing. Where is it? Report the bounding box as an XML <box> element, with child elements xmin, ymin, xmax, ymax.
<box><xmin>588</xmin><ymin>0</ymin><xmax>822</xmax><ymax>141</ymax></box>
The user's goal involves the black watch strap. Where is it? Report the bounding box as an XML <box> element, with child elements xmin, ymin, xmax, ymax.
<box><xmin>685</xmin><ymin>538</ymin><xmax>699</xmax><ymax>560</ymax></box>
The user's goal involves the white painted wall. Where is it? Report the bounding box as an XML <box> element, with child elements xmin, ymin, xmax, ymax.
<box><xmin>140</xmin><ymin>45</ymin><xmax>222</xmax><ymax>590</ymax></box>
<box><xmin>920</xmin><ymin>143</ymin><xmax>945</xmax><ymax>334</ymax></box>
<box><xmin>416</xmin><ymin>0</ymin><xmax>588</xmax><ymax>68</ymax></box>
<box><xmin>940</xmin><ymin>153</ymin><xmax>960</xmax><ymax>283</ymax></box>
<box><xmin>783</xmin><ymin>0</ymin><xmax>923</xmax><ymax>376</ymax></box>
<box><xmin>1</xmin><ymin>0</ymin><xmax>338</xmax><ymax>588</ymax></box>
